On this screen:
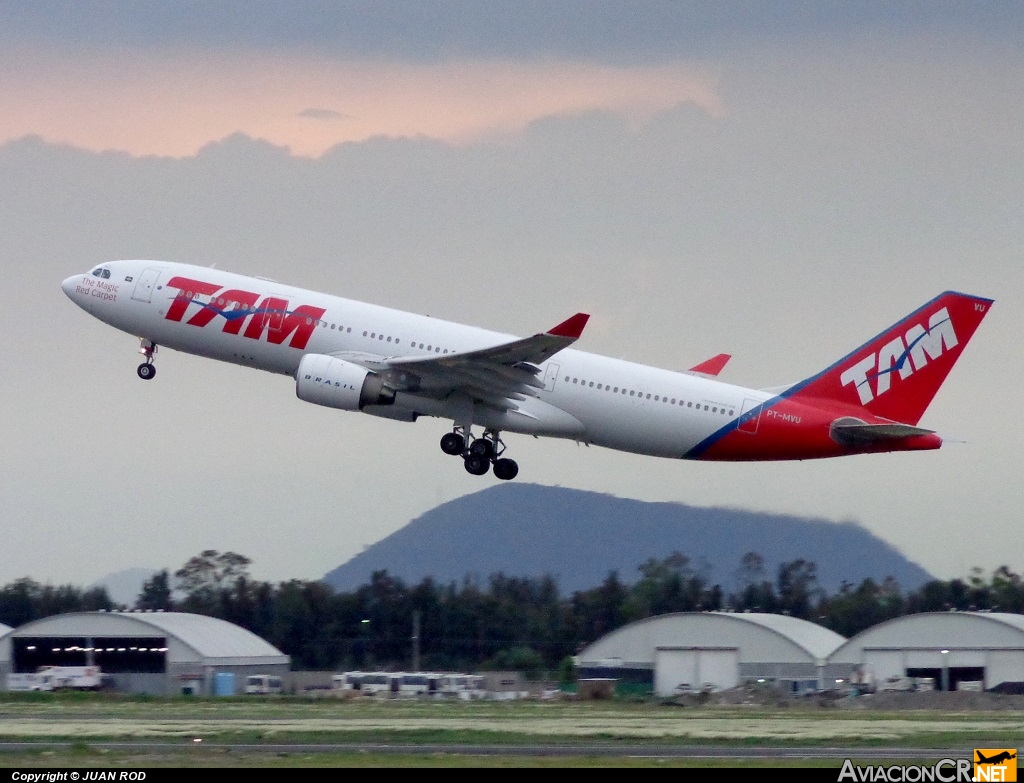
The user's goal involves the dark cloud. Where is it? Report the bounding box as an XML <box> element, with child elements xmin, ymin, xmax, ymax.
<box><xmin>2</xmin><ymin>1</ymin><xmax>1022</xmax><ymax>63</ymax></box>
<box><xmin>297</xmin><ymin>108</ymin><xmax>351</xmax><ymax>121</ymax></box>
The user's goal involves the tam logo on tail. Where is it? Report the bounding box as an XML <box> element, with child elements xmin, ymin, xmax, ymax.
<box><xmin>787</xmin><ymin>291</ymin><xmax>991</xmax><ymax>427</ymax></box>
<box><xmin>840</xmin><ymin>306</ymin><xmax>958</xmax><ymax>405</ymax></box>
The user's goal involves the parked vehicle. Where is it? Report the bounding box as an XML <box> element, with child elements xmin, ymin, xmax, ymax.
<box><xmin>7</xmin><ymin>666</ymin><xmax>101</xmax><ymax>692</ymax></box>
<box><xmin>244</xmin><ymin>674</ymin><xmax>283</xmax><ymax>695</ymax></box>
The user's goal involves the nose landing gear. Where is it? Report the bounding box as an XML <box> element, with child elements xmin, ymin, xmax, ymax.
<box><xmin>438</xmin><ymin>427</ymin><xmax>519</xmax><ymax>480</ymax></box>
<box><xmin>137</xmin><ymin>339</ymin><xmax>157</xmax><ymax>380</ymax></box>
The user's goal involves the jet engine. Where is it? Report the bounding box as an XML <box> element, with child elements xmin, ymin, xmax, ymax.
<box><xmin>296</xmin><ymin>354</ymin><xmax>395</xmax><ymax>411</ymax></box>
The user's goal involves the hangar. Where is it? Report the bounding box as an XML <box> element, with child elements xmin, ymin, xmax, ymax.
<box><xmin>0</xmin><ymin>610</ymin><xmax>289</xmax><ymax>695</ymax></box>
<box><xmin>576</xmin><ymin>611</ymin><xmax>846</xmax><ymax>696</ymax></box>
<box><xmin>828</xmin><ymin>611</ymin><xmax>1024</xmax><ymax>692</ymax></box>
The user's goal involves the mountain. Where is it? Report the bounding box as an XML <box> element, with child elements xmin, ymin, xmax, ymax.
<box><xmin>323</xmin><ymin>484</ymin><xmax>933</xmax><ymax>595</ymax></box>
<box><xmin>89</xmin><ymin>567</ymin><xmax>159</xmax><ymax>606</ymax></box>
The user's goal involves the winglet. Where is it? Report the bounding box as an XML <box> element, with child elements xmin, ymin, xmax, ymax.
<box><xmin>547</xmin><ymin>312</ymin><xmax>590</xmax><ymax>339</ymax></box>
<box><xmin>688</xmin><ymin>353</ymin><xmax>731</xmax><ymax>376</ymax></box>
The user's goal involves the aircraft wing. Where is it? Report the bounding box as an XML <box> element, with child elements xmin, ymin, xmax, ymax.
<box><xmin>383</xmin><ymin>313</ymin><xmax>590</xmax><ymax>410</ymax></box>
<box><xmin>830</xmin><ymin>421</ymin><xmax>935</xmax><ymax>445</ymax></box>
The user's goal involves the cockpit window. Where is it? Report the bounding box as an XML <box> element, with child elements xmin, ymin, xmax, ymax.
<box><xmin>91</xmin><ymin>267</ymin><xmax>112</xmax><ymax>279</ymax></box>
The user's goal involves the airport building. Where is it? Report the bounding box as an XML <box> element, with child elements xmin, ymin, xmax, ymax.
<box><xmin>576</xmin><ymin>611</ymin><xmax>847</xmax><ymax>696</ymax></box>
<box><xmin>0</xmin><ymin>623</ymin><xmax>11</xmax><ymax>638</ymax></box>
<box><xmin>827</xmin><ymin>611</ymin><xmax>1024</xmax><ymax>692</ymax></box>
<box><xmin>0</xmin><ymin>610</ymin><xmax>289</xmax><ymax>695</ymax></box>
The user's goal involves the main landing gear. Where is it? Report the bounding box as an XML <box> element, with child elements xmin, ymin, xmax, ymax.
<box><xmin>137</xmin><ymin>339</ymin><xmax>157</xmax><ymax>380</ymax></box>
<box><xmin>440</xmin><ymin>428</ymin><xmax>519</xmax><ymax>481</ymax></box>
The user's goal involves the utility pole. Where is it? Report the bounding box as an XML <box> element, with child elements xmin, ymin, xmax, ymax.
<box><xmin>412</xmin><ymin>611</ymin><xmax>421</xmax><ymax>672</ymax></box>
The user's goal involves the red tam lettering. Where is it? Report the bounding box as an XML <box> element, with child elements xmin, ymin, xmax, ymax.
<box><xmin>186</xmin><ymin>288</ymin><xmax>261</xmax><ymax>333</ymax></box>
<box><xmin>243</xmin><ymin>297</ymin><xmax>326</xmax><ymax>349</ymax></box>
<box><xmin>164</xmin><ymin>276</ymin><xmax>222</xmax><ymax>322</ymax></box>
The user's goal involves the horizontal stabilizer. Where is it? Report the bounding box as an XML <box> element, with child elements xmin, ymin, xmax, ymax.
<box><xmin>830</xmin><ymin>421</ymin><xmax>935</xmax><ymax>446</ymax></box>
<box><xmin>687</xmin><ymin>353</ymin><xmax>731</xmax><ymax>377</ymax></box>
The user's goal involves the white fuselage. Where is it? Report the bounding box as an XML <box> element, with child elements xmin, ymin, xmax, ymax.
<box><xmin>62</xmin><ymin>260</ymin><xmax>766</xmax><ymax>459</ymax></box>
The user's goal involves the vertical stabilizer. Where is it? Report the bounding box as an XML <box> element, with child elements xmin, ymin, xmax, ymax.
<box><xmin>786</xmin><ymin>291</ymin><xmax>992</xmax><ymax>425</ymax></box>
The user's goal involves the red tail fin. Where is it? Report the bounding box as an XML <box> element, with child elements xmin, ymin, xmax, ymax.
<box><xmin>788</xmin><ymin>291</ymin><xmax>992</xmax><ymax>425</ymax></box>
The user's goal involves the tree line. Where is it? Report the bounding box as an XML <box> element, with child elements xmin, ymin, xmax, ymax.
<box><xmin>1</xmin><ymin>550</ymin><xmax>1022</xmax><ymax>674</ymax></box>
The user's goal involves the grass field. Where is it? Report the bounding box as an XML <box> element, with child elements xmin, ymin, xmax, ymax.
<box><xmin>0</xmin><ymin>692</ymin><xmax>1021</xmax><ymax>767</ymax></box>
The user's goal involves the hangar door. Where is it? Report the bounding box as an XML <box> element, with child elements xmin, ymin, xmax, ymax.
<box><xmin>654</xmin><ymin>647</ymin><xmax>739</xmax><ymax>697</ymax></box>
<box><xmin>863</xmin><ymin>649</ymin><xmax>906</xmax><ymax>684</ymax></box>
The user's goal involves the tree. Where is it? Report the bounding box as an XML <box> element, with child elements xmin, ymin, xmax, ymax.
<box><xmin>484</xmin><ymin>645</ymin><xmax>546</xmax><ymax>679</ymax></box>
<box><xmin>174</xmin><ymin>550</ymin><xmax>252</xmax><ymax>614</ymax></box>
<box><xmin>136</xmin><ymin>569</ymin><xmax>174</xmax><ymax>611</ymax></box>
<box><xmin>776</xmin><ymin>559</ymin><xmax>820</xmax><ymax>619</ymax></box>
<box><xmin>174</xmin><ymin>550</ymin><xmax>252</xmax><ymax>594</ymax></box>
<box><xmin>729</xmin><ymin>552</ymin><xmax>778</xmax><ymax>613</ymax></box>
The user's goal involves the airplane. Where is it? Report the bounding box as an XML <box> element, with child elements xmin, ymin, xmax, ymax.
<box><xmin>61</xmin><ymin>261</ymin><xmax>992</xmax><ymax>480</ymax></box>
<box><xmin>976</xmin><ymin>751</ymin><xmax>1016</xmax><ymax>765</ymax></box>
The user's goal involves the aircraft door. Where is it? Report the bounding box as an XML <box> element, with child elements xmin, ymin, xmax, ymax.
<box><xmin>738</xmin><ymin>398</ymin><xmax>762</xmax><ymax>434</ymax></box>
<box><xmin>543</xmin><ymin>363</ymin><xmax>560</xmax><ymax>392</ymax></box>
<box><xmin>131</xmin><ymin>268</ymin><xmax>162</xmax><ymax>303</ymax></box>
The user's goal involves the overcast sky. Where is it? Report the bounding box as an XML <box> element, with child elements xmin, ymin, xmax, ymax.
<box><xmin>2</xmin><ymin>1</ymin><xmax>1021</xmax><ymax>590</ymax></box>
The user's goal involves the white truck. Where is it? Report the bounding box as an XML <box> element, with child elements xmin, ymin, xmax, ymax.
<box><xmin>7</xmin><ymin>666</ymin><xmax>102</xmax><ymax>692</ymax></box>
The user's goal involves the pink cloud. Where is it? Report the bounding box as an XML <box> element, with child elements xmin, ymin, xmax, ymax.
<box><xmin>0</xmin><ymin>47</ymin><xmax>723</xmax><ymax>157</ymax></box>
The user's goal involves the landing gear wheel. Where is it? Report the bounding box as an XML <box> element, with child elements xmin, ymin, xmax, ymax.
<box><xmin>493</xmin><ymin>458</ymin><xmax>519</xmax><ymax>481</ymax></box>
<box><xmin>440</xmin><ymin>432</ymin><xmax>465</xmax><ymax>455</ymax></box>
<box><xmin>464</xmin><ymin>454</ymin><xmax>490</xmax><ymax>476</ymax></box>
<box><xmin>468</xmin><ymin>438</ymin><xmax>495</xmax><ymax>460</ymax></box>
<box><xmin>137</xmin><ymin>363</ymin><xmax>156</xmax><ymax>380</ymax></box>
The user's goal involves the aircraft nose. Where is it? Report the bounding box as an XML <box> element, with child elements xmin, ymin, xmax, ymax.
<box><xmin>61</xmin><ymin>275</ymin><xmax>79</xmax><ymax>299</ymax></box>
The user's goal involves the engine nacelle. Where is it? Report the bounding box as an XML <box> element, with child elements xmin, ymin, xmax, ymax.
<box><xmin>296</xmin><ymin>354</ymin><xmax>395</xmax><ymax>411</ymax></box>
